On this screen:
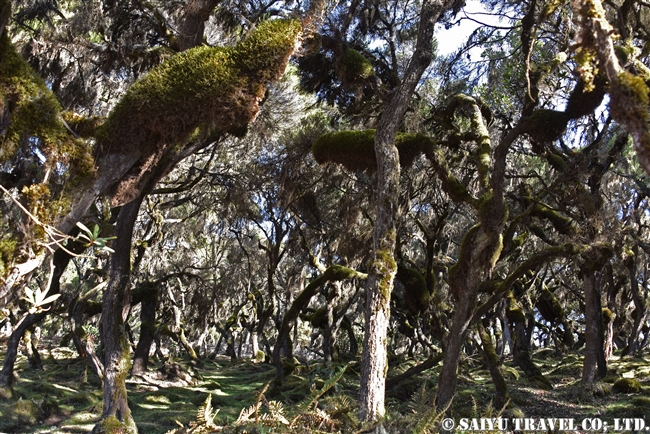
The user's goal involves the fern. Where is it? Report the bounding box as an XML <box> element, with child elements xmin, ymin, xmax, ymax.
<box><xmin>196</xmin><ymin>395</ymin><xmax>219</xmax><ymax>429</ymax></box>
<box><xmin>407</xmin><ymin>379</ymin><xmax>436</xmax><ymax>415</ymax></box>
<box><xmin>165</xmin><ymin>394</ymin><xmax>221</xmax><ymax>434</ymax></box>
<box><xmin>236</xmin><ymin>384</ymin><xmax>289</xmax><ymax>427</ymax></box>
<box><xmin>297</xmin><ymin>364</ymin><xmax>348</xmax><ymax>414</ymax></box>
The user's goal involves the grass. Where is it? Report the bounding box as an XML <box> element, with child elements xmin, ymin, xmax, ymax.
<box><xmin>0</xmin><ymin>345</ymin><xmax>648</xmax><ymax>433</ymax></box>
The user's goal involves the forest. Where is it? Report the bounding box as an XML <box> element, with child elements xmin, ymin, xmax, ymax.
<box><xmin>1</xmin><ymin>0</ymin><xmax>650</xmax><ymax>432</ymax></box>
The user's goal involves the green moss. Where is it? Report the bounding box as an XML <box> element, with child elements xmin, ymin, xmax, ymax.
<box><xmin>531</xmin><ymin>203</ymin><xmax>576</xmax><ymax>235</ymax></box>
<box><xmin>310</xmin><ymin>307</ymin><xmax>327</xmax><ymax>328</ymax></box>
<box><xmin>372</xmin><ymin>249</ymin><xmax>397</xmax><ymax>303</ymax></box>
<box><xmin>602</xmin><ymin>307</ymin><xmax>614</xmax><ymax>323</ymax></box>
<box><xmin>610</xmin><ymin>72</ymin><xmax>650</xmax><ymax>130</ymax></box>
<box><xmin>512</xmin><ymin>232</ymin><xmax>528</xmax><ymax>247</ymax></box>
<box><xmin>311</xmin><ymin>129</ymin><xmax>435</xmax><ymax>172</ymax></box>
<box><xmin>547</xmin><ymin>152</ymin><xmax>567</xmax><ymax>171</ymax></box>
<box><xmin>506</xmin><ymin>291</ymin><xmax>526</xmax><ymax>323</ymax></box>
<box><xmin>632</xmin><ymin>396</ymin><xmax>650</xmax><ymax>406</ymax></box>
<box><xmin>0</xmin><ymin>237</ymin><xmax>16</xmax><ymax>279</ymax></box>
<box><xmin>95</xmin><ymin>415</ymin><xmax>135</xmax><ymax>433</ymax></box>
<box><xmin>612</xmin><ymin>378</ymin><xmax>641</xmax><ymax>394</ymax></box>
<box><xmin>337</xmin><ymin>48</ymin><xmax>374</xmax><ymax>86</ymax></box>
<box><xmin>324</xmin><ymin>264</ymin><xmax>360</xmax><ymax>281</ymax></box>
<box><xmin>12</xmin><ymin>399</ymin><xmax>41</xmax><ymax>425</ymax></box>
<box><xmin>97</xmin><ymin>19</ymin><xmax>301</xmax><ymax>157</ymax></box>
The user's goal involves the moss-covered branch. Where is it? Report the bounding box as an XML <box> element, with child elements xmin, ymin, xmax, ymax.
<box><xmin>94</xmin><ymin>19</ymin><xmax>302</xmax><ymax>206</ymax></box>
<box><xmin>312</xmin><ymin>129</ymin><xmax>477</xmax><ymax>205</ymax></box>
<box><xmin>571</xmin><ymin>0</ymin><xmax>650</xmax><ymax>175</ymax></box>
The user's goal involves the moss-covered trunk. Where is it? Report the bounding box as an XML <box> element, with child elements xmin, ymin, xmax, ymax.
<box><xmin>435</xmin><ymin>277</ymin><xmax>479</xmax><ymax>411</ymax></box>
<box><xmin>477</xmin><ymin>321</ymin><xmax>510</xmax><ymax>410</ymax></box>
<box><xmin>273</xmin><ymin>265</ymin><xmax>361</xmax><ymax>383</ymax></box>
<box><xmin>94</xmin><ymin>198</ymin><xmax>143</xmax><ymax>434</ymax></box>
<box><xmin>358</xmin><ymin>0</ymin><xmax>458</xmax><ymax>424</ymax></box>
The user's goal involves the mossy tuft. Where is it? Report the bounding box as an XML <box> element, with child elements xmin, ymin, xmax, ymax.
<box><xmin>311</xmin><ymin>129</ymin><xmax>435</xmax><ymax>172</ymax></box>
<box><xmin>96</xmin><ymin>19</ymin><xmax>302</xmax><ymax>205</ymax></box>
<box><xmin>612</xmin><ymin>377</ymin><xmax>641</xmax><ymax>394</ymax></box>
<box><xmin>337</xmin><ymin>48</ymin><xmax>375</xmax><ymax>86</ymax></box>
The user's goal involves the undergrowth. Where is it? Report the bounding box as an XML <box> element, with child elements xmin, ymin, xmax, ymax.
<box><xmin>0</xmin><ymin>346</ymin><xmax>648</xmax><ymax>433</ymax></box>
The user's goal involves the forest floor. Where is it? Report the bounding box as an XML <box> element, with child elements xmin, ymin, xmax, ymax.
<box><xmin>0</xmin><ymin>345</ymin><xmax>649</xmax><ymax>433</ymax></box>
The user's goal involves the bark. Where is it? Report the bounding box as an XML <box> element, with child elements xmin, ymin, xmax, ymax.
<box><xmin>435</xmin><ymin>274</ymin><xmax>480</xmax><ymax>410</ymax></box>
<box><xmin>23</xmin><ymin>327</ymin><xmax>42</xmax><ymax>370</ymax></box>
<box><xmin>0</xmin><ymin>311</ymin><xmax>46</xmax><ymax>390</ymax></box>
<box><xmin>93</xmin><ymin>197</ymin><xmax>143</xmax><ymax>434</ymax></box>
<box><xmin>625</xmin><ymin>249</ymin><xmax>647</xmax><ymax>356</ymax></box>
<box><xmin>0</xmin><ymin>0</ymin><xmax>10</xmax><ymax>37</ymax></box>
<box><xmin>341</xmin><ymin>315</ymin><xmax>358</xmax><ymax>356</ymax></box>
<box><xmin>359</xmin><ymin>0</ymin><xmax>459</xmax><ymax>423</ymax></box>
<box><xmin>177</xmin><ymin>0</ymin><xmax>221</xmax><ymax>51</ymax></box>
<box><xmin>506</xmin><ymin>296</ymin><xmax>553</xmax><ymax>390</ymax></box>
<box><xmin>131</xmin><ymin>283</ymin><xmax>159</xmax><ymax>375</ymax></box>
<box><xmin>477</xmin><ymin>321</ymin><xmax>510</xmax><ymax>410</ymax></box>
<box><xmin>581</xmin><ymin>267</ymin><xmax>600</xmax><ymax>387</ymax></box>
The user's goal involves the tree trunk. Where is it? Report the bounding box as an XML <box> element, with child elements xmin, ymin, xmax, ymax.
<box><xmin>435</xmin><ymin>282</ymin><xmax>478</xmax><ymax>411</ymax></box>
<box><xmin>132</xmin><ymin>284</ymin><xmax>159</xmax><ymax>375</ymax></box>
<box><xmin>581</xmin><ymin>265</ymin><xmax>607</xmax><ymax>387</ymax></box>
<box><xmin>359</xmin><ymin>0</ymin><xmax>459</xmax><ymax>424</ymax></box>
<box><xmin>0</xmin><ymin>311</ymin><xmax>46</xmax><ymax>393</ymax></box>
<box><xmin>24</xmin><ymin>327</ymin><xmax>42</xmax><ymax>370</ymax></box>
<box><xmin>625</xmin><ymin>249</ymin><xmax>646</xmax><ymax>356</ymax></box>
<box><xmin>477</xmin><ymin>321</ymin><xmax>510</xmax><ymax>410</ymax></box>
<box><xmin>177</xmin><ymin>0</ymin><xmax>221</xmax><ymax>51</ymax></box>
<box><xmin>93</xmin><ymin>198</ymin><xmax>143</xmax><ymax>434</ymax></box>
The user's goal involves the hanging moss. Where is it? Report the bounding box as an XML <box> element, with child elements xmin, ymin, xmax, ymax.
<box><xmin>311</xmin><ymin>129</ymin><xmax>435</xmax><ymax>171</ymax></box>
